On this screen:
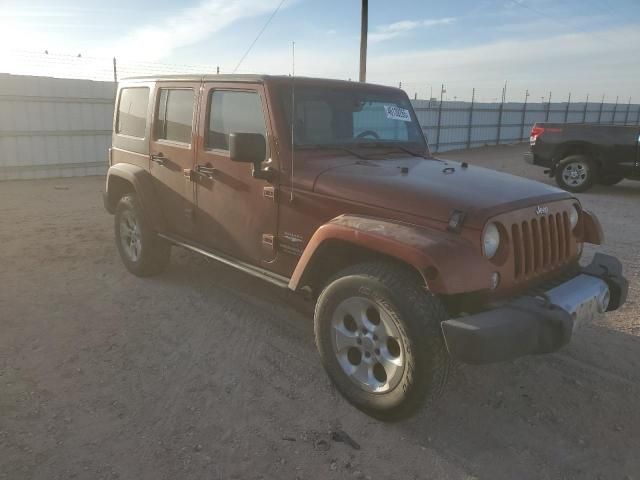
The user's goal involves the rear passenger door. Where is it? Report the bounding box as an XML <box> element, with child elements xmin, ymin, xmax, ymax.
<box><xmin>149</xmin><ymin>82</ymin><xmax>199</xmax><ymax>238</ymax></box>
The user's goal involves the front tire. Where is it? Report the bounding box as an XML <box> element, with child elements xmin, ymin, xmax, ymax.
<box><xmin>114</xmin><ymin>193</ymin><xmax>170</xmax><ymax>277</ymax></box>
<box><xmin>555</xmin><ymin>155</ymin><xmax>596</xmax><ymax>192</ymax></box>
<box><xmin>314</xmin><ymin>262</ymin><xmax>450</xmax><ymax>421</ymax></box>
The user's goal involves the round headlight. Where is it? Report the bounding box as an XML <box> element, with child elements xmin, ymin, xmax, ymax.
<box><xmin>483</xmin><ymin>223</ymin><xmax>501</xmax><ymax>259</ymax></box>
<box><xmin>569</xmin><ymin>205</ymin><xmax>580</xmax><ymax>229</ymax></box>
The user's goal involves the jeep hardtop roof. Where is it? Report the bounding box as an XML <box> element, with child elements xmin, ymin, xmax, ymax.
<box><xmin>120</xmin><ymin>74</ymin><xmax>402</xmax><ymax>92</ymax></box>
<box><xmin>122</xmin><ymin>74</ymin><xmax>271</xmax><ymax>83</ymax></box>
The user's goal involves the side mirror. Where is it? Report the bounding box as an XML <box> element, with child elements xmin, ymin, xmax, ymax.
<box><xmin>229</xmin><ymin>132</ymin><xmax>265</xmax><ymax>164</ymax></box>
<box><xmin>229</xmin><ymin>132</ymin><xmax>273</xmax><ymax>181</ymax></box>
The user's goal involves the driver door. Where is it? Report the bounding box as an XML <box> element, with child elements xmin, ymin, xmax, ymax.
<box><xmin>193</xmin><ymin>83</ymin><xmax>278</xmax><ymax>265</ymax></box>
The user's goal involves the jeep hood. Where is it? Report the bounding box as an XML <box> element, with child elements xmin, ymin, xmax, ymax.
<box><xmin>312</xmin><ymin>157</ymin><xmax>572</xmax><ymax>229</ymax></box>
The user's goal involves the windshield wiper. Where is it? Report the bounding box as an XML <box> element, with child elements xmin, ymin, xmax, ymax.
<box><xmin>356</xmin><ymin>142</ymin><xmax>432</xmax><ymax>159</ymax></box>
<box><xmin>389</xmin><ymin>144</ymin><xmax>429</xmax><ymax>159</ymax></box>
<box><xmin>337</xmin><ymin>146</ymin><xmax>369</xmax><ymax>160</ymax></box>
<box><xmin>297</xmin><ymin>143</ymin><xmax>370</xmax><ymax>160</ymax></box>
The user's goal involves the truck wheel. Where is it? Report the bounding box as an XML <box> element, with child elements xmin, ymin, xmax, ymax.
<box><xmin>314</xmin><ymin>262</ymin><xmax>450</xmax><ymax>421</ymax></box>
<box><xmin>555</xmin><ymin>155</ymin><xmax>596</xmax><ymax>192</ymax></box>
<box><xmin>598</xmin><ymin>175</ymin><xmax>624</xmax><ymax>186</ymax></box>
<box><xmin>115</xmin><ymin>193</ymin><xmax>170</xmax><ymax>277</ymax></box>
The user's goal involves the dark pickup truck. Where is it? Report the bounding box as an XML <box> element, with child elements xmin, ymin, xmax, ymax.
<box><xmin>525</xmin><ymin>123</ymin><xmax>640</xmax><ymax>192</ymax></box>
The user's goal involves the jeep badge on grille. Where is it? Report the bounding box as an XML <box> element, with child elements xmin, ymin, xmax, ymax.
<box><xmin>535</xmin><ymin>205</ymin><xmax>549</xmax><ymax>215</ymax></box>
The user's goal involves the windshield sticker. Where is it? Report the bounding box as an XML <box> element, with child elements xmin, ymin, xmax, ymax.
<box><xmin>384</xmin><ymin>105</ymin><xmax>411</xmax><ymax>122</ymax></box>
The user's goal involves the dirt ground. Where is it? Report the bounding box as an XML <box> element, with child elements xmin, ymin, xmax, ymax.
<box><xmin>1</xmin><ymin>143</ymin><xmax>638</xmax><ymax>480</ymax></box>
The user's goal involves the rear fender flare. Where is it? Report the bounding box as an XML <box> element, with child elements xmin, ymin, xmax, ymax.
<box><xmin>105</xmin><ymin>163</ymin><xmax>166</xmax><ymax>232</ymax></box>
<box><xmin>289</xmin><ymin>215</ymin><xmax>494</xmax><ymax>295</ymax></box>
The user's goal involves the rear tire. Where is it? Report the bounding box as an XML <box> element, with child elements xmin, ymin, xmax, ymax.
<box><xmin>114</xmin><ymin>193</ymin><xmax>170</xmax><ymax>277</ymax></box>
<box><xmin>598</xmin><ymin>175</ymin><xmax>624</xmax><ymax>186</ymax></box>
<box><xmin>314</xmin><ymin>262</ymin><xmax>450</xmax><ymax>421</ymax></box>
<box><xmin>555</xmin><ymin>155</ymin><xmax>596</xmax><ymax>192</ymax></box>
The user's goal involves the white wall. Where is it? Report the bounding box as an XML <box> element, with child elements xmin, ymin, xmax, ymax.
<box><xmin>0</xmin><ymin>74</ymin><xmax>115</xmax><ymax>180</ymax></box>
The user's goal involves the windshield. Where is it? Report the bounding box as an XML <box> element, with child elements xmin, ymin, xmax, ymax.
<box><xmin>279</xmin><ymin>85</ymin><xmax>427</xmax><ymax>148</ymax></box>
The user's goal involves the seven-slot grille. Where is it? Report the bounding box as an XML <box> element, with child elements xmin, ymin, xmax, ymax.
<box><xmin>511</xmin><ymin>211</ymin><xmax>573</xmax><ymax>279</ymax></box>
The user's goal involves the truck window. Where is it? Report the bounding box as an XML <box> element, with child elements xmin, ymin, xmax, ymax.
<box><xmin>155</xmin><ymin>89</ymin><xmax>194</xmax><ymax>144</ymax></box>
<box><xmin>207</xmin><ymin>91</ymin><xmax>266</xmax><ymax>150</ymax></box>
<box><xmin>116</xmin><ymin>87</ymin><xmax>149</xmax><ymax>138</ymax></box>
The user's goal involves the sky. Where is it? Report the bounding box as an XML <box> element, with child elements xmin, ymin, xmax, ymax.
<box><xmin>1</xmin><ymin>0</ymin><xmax>639</xmax><ymax>102</ymax></box>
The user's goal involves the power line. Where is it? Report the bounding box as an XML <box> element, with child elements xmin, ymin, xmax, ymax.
<box><xmin>1</xmin><ymin>49</ymin><xmax>224</xmax><ymax>81</ymax></box>
<box><xmin>232</xmin><ymin>0</ymin><xmax>287</xmax><ymax>74</ymax></box>
<box><xmin>510</xmin><ymin>0</ymin><xmax>621</xmax><ymax>47</ymax></box>
<box><xmin>5</xmin><ymin>49</ymin><xmax>220</xmax><ymax>71</ymax></box>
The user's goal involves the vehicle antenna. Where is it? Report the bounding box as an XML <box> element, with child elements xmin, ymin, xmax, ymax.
<box><xmin>290</xmin><ymin>40</ymin><xmax>295</xmax><ymax>202</ymax></box>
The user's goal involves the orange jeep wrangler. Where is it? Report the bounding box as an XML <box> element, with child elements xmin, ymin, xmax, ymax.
<box><xmin>104</xmin><ymin>75</ymin><xmax>628</xmax><ymax>420</ymax></box>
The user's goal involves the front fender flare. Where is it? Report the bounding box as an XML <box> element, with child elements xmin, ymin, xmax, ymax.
<box><xmin>581</xmin><ymin>209</ymin><xmax>603</xmax><ymax>245</ymax></box>
<box><xmin>289</xmin><ymin>215</ymin><xmax>494</xmax><ymax>295</ymax></box>
<box><xmin>105</xmin><ymin>163</ymin><xmax>166</xmax><ymax>232</ymax></box>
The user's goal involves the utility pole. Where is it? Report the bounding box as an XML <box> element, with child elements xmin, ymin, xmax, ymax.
<box><xmin>359</xmin><ymin>0</ymin><xmax>368</xmax><ymax>82</ymax></box>
<box><xmin>112</xmin><ymin>57</ymin><xmax>117</xmax><ymax>83</ymax></box>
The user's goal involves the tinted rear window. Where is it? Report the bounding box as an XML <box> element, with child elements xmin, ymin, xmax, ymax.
<box><xmin>156</xmin><ymin>89</ymin><xmax>194</xmax><ymax>144</ymax></box>
<box><xmin>116</xmin><ymin>87</ymin><xmax>149</xmax><ymax>138</ymax></box>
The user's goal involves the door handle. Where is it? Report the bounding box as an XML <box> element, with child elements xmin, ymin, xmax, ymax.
<box><xmin>150</xmin><ymin>153</ymin><xmax>166</xmax><ymax>166</ymax></box>
<box><xmin>195</xmin><ymin>164</ymin><xmax>218</xmax><ymax>178</ymax></box>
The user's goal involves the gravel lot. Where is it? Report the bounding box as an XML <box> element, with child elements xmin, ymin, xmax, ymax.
<box><xmin>1</xmin><ymin>143</ymin><xmax>638</xmax><ymax>480</ymax></box>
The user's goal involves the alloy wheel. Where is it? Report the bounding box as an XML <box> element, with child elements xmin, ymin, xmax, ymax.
<box><xmin>331</xmin><ymin>296</ymin><xmax>405</xmax><ymax>393</ymax></box>
<box><xmin>119</xmin><ymin>209</ymin><xmax>142</xmax><ymax>262</ymax></box>
<box><xmin>561</xmin><ymin>161</ymin><xmax>589</xmax><ymax>188</ymax></box>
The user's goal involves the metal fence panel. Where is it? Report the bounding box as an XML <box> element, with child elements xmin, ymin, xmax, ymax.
<box><xmin>0</xmin><ymin>74</ymin><xmax>115</xmax><ymax>180</ymax></box>
<box><xmin>415</xmin><ymin>99</ymin><xmax>640</xmax><ymax>153</ymax></box>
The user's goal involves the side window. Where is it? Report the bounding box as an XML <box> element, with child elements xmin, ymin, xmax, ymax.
<box><xmin>116</xmin><ymin>87</ymin><xmax>149</xmax><ymax>138</ymax></box>
<box><xmin>156</xmin><ymin>88</ymin><xmax>194</xmax><ymax>144</ymax></box>
<box><xmin>207</xmin><ymin>91</ymin><xmax>266</xmax><ymax>150</ymax></box>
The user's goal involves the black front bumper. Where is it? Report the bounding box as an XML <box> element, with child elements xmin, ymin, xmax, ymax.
<box><xmin>441</xmin><ymin>253</ymin><xmax>628</xmax><ymax>365</ymax></box>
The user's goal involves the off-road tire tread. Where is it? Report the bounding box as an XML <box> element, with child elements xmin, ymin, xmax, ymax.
<box><xmin>314</xmin><ymin>261</ymin><xmax>451</xmax><ymax>421</ymax></box>
<box><xmin>115</xmin><ymin>193</ymin><xmax>170</xmax><ymax>277</ymax></box>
